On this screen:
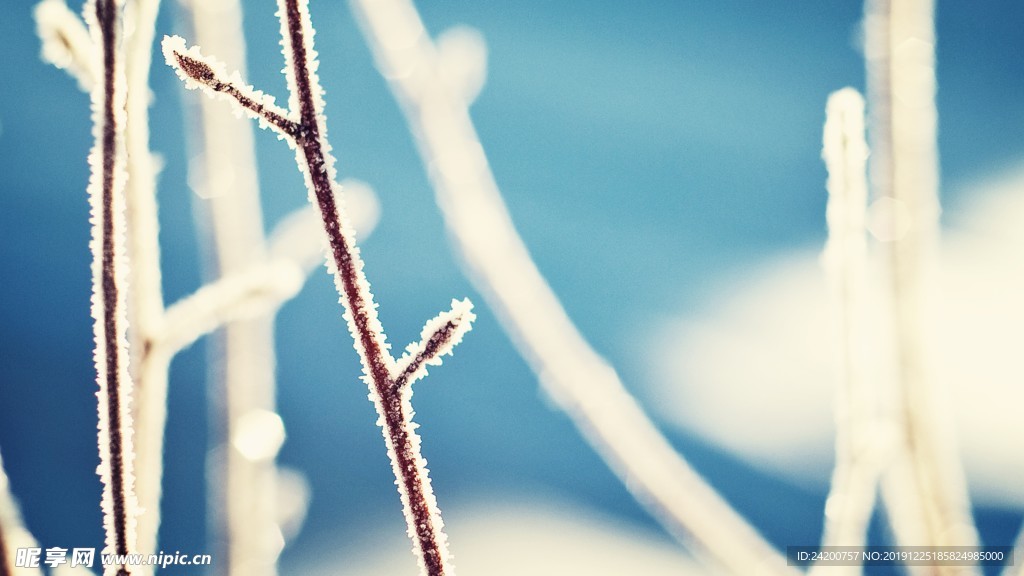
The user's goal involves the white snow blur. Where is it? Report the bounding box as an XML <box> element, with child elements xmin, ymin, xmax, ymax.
<box><xmin>650</xmin><ymin>166</ymin><xmax>1024</xmax><ymax>506</ymax></box>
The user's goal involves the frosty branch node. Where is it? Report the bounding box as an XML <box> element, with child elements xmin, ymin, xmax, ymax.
<box><xmin>163</xmin><ymin>1</ymin><xmax>475</xmax><ymax>574</ymax></box>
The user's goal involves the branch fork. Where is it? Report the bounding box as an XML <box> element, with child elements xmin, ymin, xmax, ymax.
<box><xmin>164</xmin><ymin>1</ymin><xmax>475</xmax><ymax>573</ymax></box>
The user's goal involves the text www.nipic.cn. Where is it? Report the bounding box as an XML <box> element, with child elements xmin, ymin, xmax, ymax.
<box><xmin>15</xmin><ymin>547</ymin><xmax>213</xmax><ymax>570</ymax></box>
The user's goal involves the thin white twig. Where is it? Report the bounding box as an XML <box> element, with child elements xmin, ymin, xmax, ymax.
<box><xmin>864</xmin><ymin>1</ymin><xmax>979</xmax><ymax>570</ymax></box>
<box><xmin>157</xmin><ymin>202</ymin><xmax>372</xmax><ymax>359</ymax></box>
<box><xmin>812</xmin><ymin>88</ymin><xmax>886</xmax><ymax>576</ymax></box>
<box><xmin>349</xmin><ymin>1</ymin><xmax>797</xmax><ymax>574</ymax></box>
<box><xmin>182</xmin><ymin>3</ymin><xmax>293</xmax><ymax>569</ymax></box>
<box><xmin>118</xmin><ymin>0</ymin><xmax>166</xmax><ymax>565</ymax></box>
<box><xmin>160</xmin><ymin>260</ymin><xmax>304</xmax><ymax>354</ymax></box>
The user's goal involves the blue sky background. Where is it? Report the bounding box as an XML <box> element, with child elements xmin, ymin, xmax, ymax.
<box><xmin>1</xmin><ymin>0</ymin><xmax>1023</xmax><ymax>574</ymax></box>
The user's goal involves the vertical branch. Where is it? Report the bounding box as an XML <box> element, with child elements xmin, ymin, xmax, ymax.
<box><xmin>814</xmin><ymin>88</ymin><xmax>885</xmax><ymax>576</ymax></box>
<box><xmin>183</xmin><ymin>0</ymin><xmax>285</xmax><ymax>574</ymax></box>
<box><xmin>348</xmin><ymin>1</ymin><xmax>796</xmax><ymax>574</ymax></box>
<box><xmin>119</xmin><ymin>0</ymin><xmax>167</xmax><ymax>565</ymax></box>
<box><xmin>39</xmin><ymin>0</ymin><xmax>327</xmax><ymax>569</ymax></box>
<box><xmin>164</xmin><ymin>2</ymin><xmax>476</xmax><ymax>573</ymax></box>
<box><xmin>274</xmin><ymin>1</ymin><xmax>455</xmax><ymax>571</ymax></box>
<box><xmin>864</xmin><ymin>0</ymin><xmax>979</xmax><ymax>567</ymax></box>
<box><xmin>84</xmin><ymin>0</ymin><xmax>139</xmax><ymax>573</ymax></box>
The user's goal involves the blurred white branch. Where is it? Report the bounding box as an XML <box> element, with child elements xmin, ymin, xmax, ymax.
<box><xmin>0</xmin><ymin>450</ymin><xmax>45</xmax><ymax>576</ymax></box>
<box><xmin>34</xmin><ymin>0</ymin><xmax>97</xmax><ymax>91</ymax></box>
<box><xmin>120</xmin><ymin>0</ymin><xmax>167</xmax><ymax>565</ymax></box>
<box><xmin>813</xmin><ymin>88</ymin><xmax>887</xmax><ymax>576</ymax></box>
<box><xmin>183</xmin><ymin>2</ymin><xmax>296</xmax><ymax>570</ymax></box>
<box><xmin>864</xmin><ymin>0</ymin><xmax>979</xmax><ymax>568</ymax></box>
<box><xmin>349</xmin><ymin>1</ymin><xmax>797</xmax><ymax>574</ymax></box>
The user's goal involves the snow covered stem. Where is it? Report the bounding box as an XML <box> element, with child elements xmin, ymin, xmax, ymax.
<box><xmin>814</xmin><ymin>88</ymin><xmax>885</xmax><ymax>576</ymax></box>
<box><xmin>348</xmin><ymin>1</ymin><xmax>795</xmax><ymax>575</ymax></box>
<box><xmin>36</xmin><ymin>1</ymin><xmax>326</xmax><ymax>568</ymax></box>
<box><xmin>864</xmin><ymin>0</ymin><xmax>978</xmax><ymax>567</ymax></box>
<box><xmin>163</xmin><ymin>1</ymin><xmax>475</xmax><ymax>574</ymax></box>
<box><xmin>85</xmin><ymin>0</ymin><xmax>139</xmax><ymax>573</ymax></box>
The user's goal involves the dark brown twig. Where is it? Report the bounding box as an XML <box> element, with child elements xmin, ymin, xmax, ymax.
<box><xmin>394</xmin><ymin>318</ymin><xmax>464</xmax><ymax>391</ymax></box>
<box><xmin>86</xmin><ymin>0</ymin><xmax>137</xmax><ymax>573</ymax></box>
<box><xmin>164</xmin><ymin>1</ymin><xmax>475</xmax><ymax>573</ymax></box>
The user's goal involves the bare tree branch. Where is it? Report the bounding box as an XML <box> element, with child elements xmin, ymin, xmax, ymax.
<box><xmin>164</xmin><ymin>1</ymin><xmax>475</xmax><ymax>573</ymax></box>
<box><xmin>84</xmin><ymin>0</ymin><xmax>139</xmax><ymax>572</ymax></box>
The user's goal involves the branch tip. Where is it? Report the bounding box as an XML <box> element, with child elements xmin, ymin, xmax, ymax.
<box><xmin>394</xmin><ymin>298</ymin><xmax>475</xmax><ymax>390</ymax></box>
<box><xmin>162</xmin><ymin>35</ymin><xmax>298</xmax><ymax>138</ymax></box>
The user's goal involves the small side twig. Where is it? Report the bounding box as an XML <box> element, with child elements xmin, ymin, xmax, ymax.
<box><xmin>84</xmin><ymin>0</ymin><xmax>139</xmax><ymax>573</ymax></box>
<box><xmin>163</xmin><ymin>1</ymin><xmax>476</xmax><ymax>574</ymax></box>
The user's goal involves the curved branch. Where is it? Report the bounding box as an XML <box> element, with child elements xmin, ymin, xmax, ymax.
<box><xmin>349</xmin><ymin>1</ymin><xmax>797</xmax><ymax>574</ymax></box>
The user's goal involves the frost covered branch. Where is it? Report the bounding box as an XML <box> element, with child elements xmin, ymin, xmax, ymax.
<box><xmin>163</xmin><ymin>43</ymin><xmax>297</xmax><ymax>138</ymax></box>
<box><xmin>84</xmin><ymin>0</ymin><xmax>139</xmax><ymax>571</ymax></box>
<box><xmin>349</xmin><ymin>1</ymin><xmax>796</xmax><ymax>574</ymax></box>
<box><xmin>864</xmin><ymin>0</ymin><xmax>979</xmax><ymax>565</ymax></box>
<box><xmin>35</xmin><ymin>0</ymin><xmax>333</xmax><ymax>568</ymax></box>
<box><xmin>813</xmin><ymin>88</ymin><xmax>887</xmax><ymax>576</ymax></box>
<box><xmin>164</xmin><ymin>1</ymin><xmax>475</xmax><ymax>574</ymax></box>
<box><xmin>394</xmin><ymin>302</ymin><xmax>476</xmax><ymax>391</ymax></box>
